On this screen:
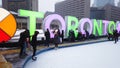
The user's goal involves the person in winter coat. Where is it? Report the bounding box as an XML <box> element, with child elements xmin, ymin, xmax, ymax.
<box><xmin>61</xmin><ymin>30</ymin><xmax>64</xmax><ymax>43</ymax></box>
<box><xmin>23</xmin><ymin>29</ymin><xmax>30</xmax><ymax>55</ymax></box>
<box><xmin>19</xmin><ymin>32</ymin><xmax>25</xmax><ymax>58</ymax></box>
<box><xmin>113</xmin><ymin>29</ymin><xmax>118</xmax><ymax>43</ymax></box>
<box><xmin>54</xmin><ymin>29</ymin><xmax>60</xmax><ymax>49</ymax></box>
<box><xmin>45</xmin><ymin>28</ymin><xmax>50</xmax><ymax>47</ymax></box>
<box><xmin>31</xmin><ymin>31</ymin><xmax>39</xmax><ymax>60</ymax></box>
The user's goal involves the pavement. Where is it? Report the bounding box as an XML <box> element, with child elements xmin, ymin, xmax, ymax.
<box><xmin>0</xmin><ymin>38</ymin><xmax>109</xmax><ymax>68</ymax></box>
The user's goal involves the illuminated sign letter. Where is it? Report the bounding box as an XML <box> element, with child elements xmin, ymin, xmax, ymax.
<box><xmin>102</xmin><ymin>20</ymin><xmax>109</xmax><ymax>35</ymax></box>
<box><xmin>116</xmin><ymin>21</ymin><xmax>120</xmax><ymax>32</ymax></box>
<box><xmin>19</xmin><ymin>9</ymin><xmax>44</xmax><ymax>36</ymax></box>
<box><xmin>93</xmin><ymin>19</ymin><xmax>102</xmax><ymax>36</ymax></box>
<box><xmin>79</xmin><ymin>18</ymin><xmax>93</xmax><ymax>35</ymax></box>
<box><xmin>65</xmin><ymin>16</ymin><xmax>78</xmax><ymax>38</ymax></box>
<box><xmin>108</xmin><ymin>21</ymin><xmax>116</xmax><ymax>34</ymax></box>
<box><xmin>43</xmin><ymin>14</ymin><xmax>66</xmax><ymax>38</ymax></box>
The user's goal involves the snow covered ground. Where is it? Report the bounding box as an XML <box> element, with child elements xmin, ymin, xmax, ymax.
<box><xmin>24</xmin><ymin>41</ymin><xmax>120</xmax><ymax>68</ymax></box>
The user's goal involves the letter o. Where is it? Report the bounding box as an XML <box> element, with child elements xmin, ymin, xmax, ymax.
<box><xmin>79</xmin><ymin>18</ymin><xmax>93</xmax><ymax>35</ymax></box>
<box><xmin>43</xmin><ymin>14</ymin><xmax>66</xmax><ymax>38</ymax></box>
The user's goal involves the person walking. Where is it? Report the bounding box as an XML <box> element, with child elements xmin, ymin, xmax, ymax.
<box><xmin>31</xmin><ymin>31</ymin><xmax>39</xmax><ymax>60</ymax></box>
<box><xmin>45</xmin><ymin>28</ymin><xmax>50</xmax><ymax>47</ymax></box>
<box><xmin>19</xmin><ymin>32</ymin><xmax>25</xmax><ymax>58</ymax></box>
<box><xmin>113</xmin><ymin>29</ymin><xmax>118</xmax><ymax>43</ymax></box>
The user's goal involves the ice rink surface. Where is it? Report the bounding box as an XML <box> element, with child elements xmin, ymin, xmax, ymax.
<box><xmin>24</xmin><ymin>41</ymin><xmax>120</xmax><ymax>68</ymax></box>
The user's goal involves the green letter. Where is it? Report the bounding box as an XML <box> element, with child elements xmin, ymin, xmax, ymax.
<box><xmin>19</xmin><ymin>9</ymin><xmax>44</xmax><ymax>36</ymax></box>
<box><xmin>65</xmin><ymin>16</ymin><xmax>79</xmax><ymax>38</ymax></box>
<box><xmin>108</xmin><ymin>21</ymin><xmax>116</xmax><ymax>34</ymax></box>
<box><xmin>93</xmin><ymin>19</ymin><xmax>103</xmax><ymax>36</ymax></box>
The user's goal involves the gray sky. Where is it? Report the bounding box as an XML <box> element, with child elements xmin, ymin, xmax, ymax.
<box><xmin>38</xmin><ymin>0</ymin><xmax>65</xmax><ymax>12</ymax></box>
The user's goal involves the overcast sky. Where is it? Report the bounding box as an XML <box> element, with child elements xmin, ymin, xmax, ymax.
<box><xmin>38</xmin><ymin>0</ymin><xmax>65</xmax><ymax>12</ymax></box>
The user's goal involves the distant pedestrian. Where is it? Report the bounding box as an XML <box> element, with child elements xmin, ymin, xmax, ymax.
<box><xmin>54</xmin><ymin>29</ymin><xmax>60</xmax><ymax>49</ymax></box>
<box><xmin>68</xmin><ymin>30</ymin><xmax>75</xmax><ymax>42</ymax></box>
<box><xmin>58</xmin><ymin>29</ymin><xmax>61</xmax><ymax>36</ymax></box>
<box><xmin>24</xmin><ymin>29</ymin><xmax>30</xmax><ymax>55</ymax></box>
<box><xmin>85</xmin><ymin>30</ymin><xmax>89</xmax><ymax>39</ymax></box>
<box><xmin>61</xmin><ymin>30</ymin><xmax>64</xmax><ymax>43</ymax></box>
<box><xmin>25</xmin><ymin>29</ymin><xmax>31</xmax><ymax>48</ymax></box>
<box><xmin>58</xmin><ymin>29</ymin><xmax>62</xmax><ymax>43</ymax></box>
<box><xmin>113</xmin><ymin>29</ymin><xmax>119</xmax><ymax>43</ymax></box>
<box><xmin>45</xmin><ymin>28</ymin><xmax>50</xmax><ymax>47</ymax></box>
<box><xmin>77</xmin><ymin>32</ymin><xmax>82</xmax><ymax>41</ymax></box>
<box><xmin>31</xmin><ymin>31</ymin><xmax>39</xmax><ymax>60</ymax></box>
<box><xmin>19</xmin><ymin>28</ymin><xmax>30</xmax><ymax>58</ymax></box>
<box><xmin>18</xmin><ymin>32</ymin><xmax>25</xmax><ymax>58</ymax></box>
<box><xmin>70</xmin><ymin>30</ymin><xmax>75</xmax><ymax>42</ymax></box>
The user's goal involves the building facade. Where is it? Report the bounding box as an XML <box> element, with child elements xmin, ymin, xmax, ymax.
<box><xmin>90</xmin><ymin>4</ymin><xmax>120</xmax><ymax>21</ymax></box>
<box><xmin>117</xmin><ymin>0</ymin><xmax>120</xmax><ymax>7</ymax></box>
<box><xmin>2</xmin><ymin>0</ymin><xmax>39</xmax><ymax>29</ymax></box>
<box><xmin>2</xmin><ymin>0</ymin><xmax>38</xmax><ymax>12</ymax></box>
<box><xmin>55</xmin><ymin>0</ymin><xmax>90</xmax><ymax>19</ymax></box>
<box><xmin>103</xmin><ymin>4</ymin><xmax>120</xmax><ymax>21</ymax></box>
<box><xmin>93</xmin><ymin>0</ymin><xmax>115</xmax><ymax>7</ymax></box>
<box><xmin>90</xmin><ymin>7</ymin><xmax>105</xmax><ymax>20</ymax></box>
